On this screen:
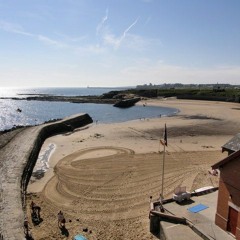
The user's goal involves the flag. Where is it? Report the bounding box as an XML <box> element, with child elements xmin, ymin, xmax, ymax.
<box><xmin>164</xmin><ymin>123</ymin><xmax>167</xmax><ymax>146</ymax></box>
<box><xmin>160</xmin><ymin>124</ymin><xmax>167</xmax><ymax>146</ymax></box>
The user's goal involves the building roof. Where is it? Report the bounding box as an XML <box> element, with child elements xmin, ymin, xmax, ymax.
<box><xmin>212</xmin><ymin>149</ymin><xmax>240</xmax><ymax>169</ymax></box>
<box><xmin>222</xmin><ymin>133</ymin><xmax>240</xmax><ymax>152</ymax></box>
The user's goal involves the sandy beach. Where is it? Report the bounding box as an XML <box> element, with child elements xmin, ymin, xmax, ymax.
<box><xmin>26</xmin><ymin>98</ymin><xmax>240</xmax><ymax>239</ymax></box>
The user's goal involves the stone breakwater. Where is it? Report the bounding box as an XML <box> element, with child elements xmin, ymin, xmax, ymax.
<box><xmin>0</xmin><ymin>113</ymin><xmax>93</xmax><ymax>240</ymax></box>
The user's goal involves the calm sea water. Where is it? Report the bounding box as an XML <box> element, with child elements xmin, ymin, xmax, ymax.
<box><xmin>0</xmin><ymin>87</ymin><xmax>178</xmax><ymax>131</ymax></box>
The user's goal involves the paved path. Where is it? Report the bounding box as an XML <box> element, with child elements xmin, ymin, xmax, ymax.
<box><xmin>0</xmin><ymin>126</ymin><xmax>41</xmax><ymax>239</ymax></box>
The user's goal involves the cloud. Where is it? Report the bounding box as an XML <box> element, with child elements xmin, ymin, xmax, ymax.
<box><xmin>122</xmin><ymin>18</ymin><xmax>139</xmax><ymax>40</ymax></box>
<box><xmin>96</xmin><ymin>9</ymin><xmax>140</xmax><ymax>49</ymax></box>
<box><xmin>55</xmin><ymin>32</ymin><xmax>87</xmax><ymax>43</ymax></box>
<box><xmin>144</xmin><ymin>16</ymin><xmax>152</xmax><ymax>26</ymax></box>
<box><xmin>122</xmin><ymin>33</ymin><xmax>161</xmax><ymax>51</ymax></box>
<box><xmin>0</xmin><ymin>20</ymin><xmax>34</xmax><ymax>37</ymax></box>
<box><xmin>0</xmin><ymin>20</ymin><xmax>103</xmax><ymax>54</ymax></box>
<box><xmin>76</xmin><ymin>44</ymin><xmax>106</xmax><ymax>54</ymax></box>
<box><xmin>0</xmin><ymin>21</ymin><xmax>67</xmax><ymax>49</ymax></box>
<box><xmin>96</xmin><ymin>8</ymin><xmax>109</xmax><ymax>35</ymax></box>
<box><xmin>38</xmin><ymin>34</ymin><xmax>106</xmax><ymax>54</ymax></box>
<box><xmin>103</xmin><ymin>18</ymin><xmax>139</xmax><ymax>49</ymax></box>
<box><xmin>37</xmin><ymin>35</ymin><xmax>67</xmax><ymax>48</ymax></box>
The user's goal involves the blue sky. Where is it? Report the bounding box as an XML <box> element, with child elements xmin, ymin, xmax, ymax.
<box><xmin>0</xmin><ymin>0</ymin><xmax>240</xmax><ymax>87</ymax></box>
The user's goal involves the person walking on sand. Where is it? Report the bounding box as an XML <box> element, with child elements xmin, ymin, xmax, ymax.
<box><xmin>31</xmin><ymin>201</ymin><xmax>41</xmax><ymax>220</ymax></box>
<box><xmin>57</xmin><ymin>211</ymin><xmax>65</xmax><ymax>228</ymax></box>
<box><xmin>24</xmin><ymin>217</ymin><xmax>29</xmax><ymax>235</ymax></box>
<box><xmin>30</xmin><ymin>201</ymin><xmax>36</xmax><ymax>212</ymax></box>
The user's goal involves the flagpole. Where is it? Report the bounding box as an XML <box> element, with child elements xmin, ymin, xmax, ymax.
<box><xmin>161</xmin><ymin>142</ymin><xmax>165</xmax><ymax>197</ymax></box>
<box><xmin>161</xmin><ymin>123</ymin><xmax>167</xmax><ymax>198</ymax></box>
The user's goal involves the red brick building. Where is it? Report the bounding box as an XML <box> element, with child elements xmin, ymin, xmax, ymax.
<box><xmin>212</xmin><ymin>149</ymin><xmax>240</xmax><ymax>239</ymax></box>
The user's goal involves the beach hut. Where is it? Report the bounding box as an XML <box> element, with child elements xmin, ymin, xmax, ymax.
<box><xmin>73</xmin><ymin>235</ymin><xmax>87</xmax><ymax>240</ymax></box>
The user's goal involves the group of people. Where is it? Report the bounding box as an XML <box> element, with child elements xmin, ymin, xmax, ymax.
<box><xmin>24</xmin><ymin>201</ymin><xmax>67</xmax><ymax>238</ymax></box>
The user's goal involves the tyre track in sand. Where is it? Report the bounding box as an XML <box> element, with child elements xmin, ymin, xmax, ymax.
<box><xmin>30</xmin><ymin>147</ymin><xmax>223</xmax><ymax>239</ymax></box>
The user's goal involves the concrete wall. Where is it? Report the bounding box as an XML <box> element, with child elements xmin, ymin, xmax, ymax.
<box><xmin>0</xmin><ymin>114</ymin><xmax>93</xmax><ymax>240</ymax></box>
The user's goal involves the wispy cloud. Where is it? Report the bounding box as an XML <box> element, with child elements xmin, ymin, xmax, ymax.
<box><xmin>0</xmin><ymin>9</ymin><xmax>141</xmax><ymax>54</ymax></box>
<box><xmin>38</xmin><ymin>35</ymin><xmax>106</xmax><ymax>54</ymax></box>
<box><xmin>96</xmin><ymin>9</ymin><xmax>141</xmax><ymax>49</ymax></box>
<box><xmin>96</xmin><ymin>8</ymin><xmax>108</xmax><ymax>35</ymax></box>
<box><xmin>0</xmin><ymin>20</ymin><xmax>103</xmax><ymax>54</ymax></box>
<box><xmin>0</xmin><ymin>17</ymin><xmax>152</xmax><ymax>56</ymax></box>
<box><xmin>37</xmin><ymin>35</ymin><xmax>67</xmax><ymax>48</ymax></box>
<box><xmin>122</xmin><ymin>33</ymin><xmax>161</xmax><ymax>51</ymax></box>
<box><xmin>76</xmin><ymin>44</ymin><xmax>106</xmax><ymax>54</ymax></box>
<box><xmin>55</xmin><ymin>32</ymin><xmax>87</xmax><ymax>43</ymax></box>
<box><xmin>103</xmin><ymin>18</ymin><xmax>139</xmax><ymax>49</ymax></box>
<box><xmin>0</xmin><ymin>20</ymin><xmax>34</xmax><ymax>37</ymax></box>
<box><xmin>122</xmin><ymin>18</ymin><xmax>139</xmax><ymax>40</ymax></box>
<box><xmin>0</xmin><ymin>20</ymin><xmax>66</xmax><ymax>49</ymax></box>
<box><xmin>144</xmin><ymin>16</ymin><xmax>151</xmax><ymax>26</ymax></box>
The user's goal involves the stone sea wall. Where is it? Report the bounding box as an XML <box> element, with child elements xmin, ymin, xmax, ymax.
<box><xmin>0</xmin><ymin>114</ymin><xmax>93</xmax><ymax>240</ymax></box>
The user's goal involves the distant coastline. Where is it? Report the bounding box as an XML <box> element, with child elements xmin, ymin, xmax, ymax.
<box><xmin>1</xmin><ymin>85</ymin><xmax>239</xmax><ymax>132</ymax></box>
<box><xmin>0</xmin><ymin>88</ymin><xmax>178</xmax><ymax>132</ymax></box>
<box><xmin>1</xmin><ymin>85</ymin><xmax>240</xmax><ymax>103</ymax></box>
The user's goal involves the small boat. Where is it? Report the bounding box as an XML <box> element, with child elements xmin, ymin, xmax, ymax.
<box><xmin>16</xmin><ymin>108</ymin><xmax>22</xmax><ymax>112</ymax></box>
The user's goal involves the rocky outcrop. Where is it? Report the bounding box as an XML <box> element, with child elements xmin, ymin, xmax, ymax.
<box><xmin>0</xmin><ymin>113</ymin><xmax>93</xmax><ymax>239</ymax></box>
<box><xmin>113</xmin><ymin>97</ymin><xmax>141</xmax><ymax>108</ymax></box>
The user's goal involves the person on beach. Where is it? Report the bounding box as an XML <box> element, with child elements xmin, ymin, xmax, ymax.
<box><xmin>30</xmin><ymin>201</ymin><xmax>41</xmax><ymax>219</ymax></box>
<box><xmin>30</xmin><ymin>201</ymin><xmax>36</xmax><ymax>212</ymax></box>
<box><xmin>24</xmin><ymin>217</ymin><xmax>29</xmax><ymax>234</ymax></box>
<box><xmin>57</xmin><ymin>211</ymin><xmax>65</xmax><ymax>228</ymax></box>
<box><xmin>159</xmin><ymin>194</ymin><xmax>165</xmax><ymax>212</ymax></box>
<box><xmin>24</xmin><ymin>218</ymin><xmax>33</xmax><ymax>240</ymax></box>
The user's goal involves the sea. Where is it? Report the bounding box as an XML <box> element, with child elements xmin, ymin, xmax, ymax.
<box><xmin>0</xmin><ymin>87</ymin><xmax>178</xmax><ymax>131</ymax></box>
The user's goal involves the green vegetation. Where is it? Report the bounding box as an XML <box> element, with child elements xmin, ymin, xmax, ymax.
<box><xmin>121</xmin><ymin>87</ymin><xmax>240</xmax><ymax>103</ymax></box>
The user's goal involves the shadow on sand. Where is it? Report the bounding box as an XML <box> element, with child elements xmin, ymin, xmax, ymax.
<box><xmin>60</xmin><ymin>226</ymin><xmax>69</xmax><ymax>237</ymax></box>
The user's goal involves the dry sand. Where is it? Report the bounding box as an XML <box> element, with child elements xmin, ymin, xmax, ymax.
<box><xmin>26</xmin><ymin>98</ymin><xmax>240</xmax><ymax>239</ymax></box>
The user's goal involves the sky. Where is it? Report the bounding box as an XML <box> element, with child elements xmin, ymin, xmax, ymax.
<box><xmin>0</xmin><ymin>0</ymin><xmax>240</xmax><ymax>88</ymax></box>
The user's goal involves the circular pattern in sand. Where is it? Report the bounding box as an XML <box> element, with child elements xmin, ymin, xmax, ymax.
<box><xmin>28</xmin><ymin>147</ymin><xmax>223</xmax><ymax>239</ymax></box>
<box><xmin>42</xmin><ymin>146</ymin><xmax>221</xmax><ymax>222</ymax></box>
